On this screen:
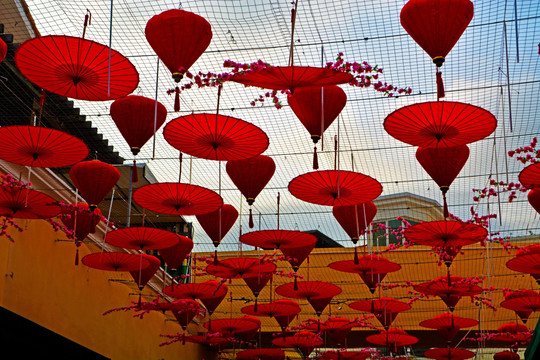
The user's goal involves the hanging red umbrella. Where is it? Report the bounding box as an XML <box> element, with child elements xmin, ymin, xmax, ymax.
<box><xmin>366</xmin><ymin>328</ymin><xmax>418</xmax><ymax>355</ymax></box>
<box><xmin>164</xmin><ymin>114</ymin><xmax>269</xmax><ymax>161</ymax></box>
<box><xmin>275</xmin><ymin>281</ymin><xmax>341</xmax><ymax>316</ymax></box>
<box><xmin>500</xmin><ymin>289</ymin><xmax>540</xmax><ymax>323</ymax></box>
<box><xmin>519</xmin><ymin>163</ymin><xmax>540</xmax><ymax>189</ymax></box>
<box><xmin>400</xmin><ymin>0</ymin><xmax>474</xmax><ymax>68</ymax></box>
<box><xmin>333</xmin><ymin>202</ymin><xmax>377</xmax><ymax>244</ymax></box>
<box><xmin>172</xmin><ymin>299</ymin><xmax>200</xmax><ymax>330</ymax></box>
<box><xmin>243</xmin><ymin>270</ymin><xmax>274</xmax><ymax>311</ymax></box>
<box><xmin>106</xmin><ymin>227</ymin><xmax>180</xmax><ymax>251</ymax></box>
<box><xmin>158</xmin><ymin>235</ymin><xmax>193</xmax><ymax>271</ymax></box>
<box><xmin>59</xmin><ymin>203</ymin><xmax>102</xmax><ymax>264</ymax></box>
<box><xmin>196</xmin><ymin>204</ymin><xmax>238</xmax><ymax>247</ymax></box>
<box><xmin>0</xmin><ymin>126</ymin><xmax>89</xmax><ymax>168</ymax></box>
<box><xmin>319</xmin><ymin>350</ymin><xmax>371</xmax><ymax>360</ymax></box>
<box><xmin>133</xmin><ymin>182</ymin><xmax>223</xmax><ymax>216</ymax></box>
<box><xmin>0</xmin><ymin>186</ymin><xmax>61</xmax><ymax>219</ymax></box>
<box><xmin>413</xmin><ymin>275</ymin><xmax>483</xmax><ymax>311</ymax></box>
<box><xmin>329</xmin><ymin>256</ymin><xmax>401</xmax><ymax>294</ymax></box>
<box><xmin>236</xmin><ymin>315</ymin><xmax>261</xmax><ymax>341</ymax></box>
<box><xmin>236</xmin><ymin>348</ymin><xmax>285</xmax><ymax>360</ymax></box>
<box><xmin>206</xmin><ymin>257</ymin><xmax>276</xmax><ymax>280</ymax></box>
<box><xmin>506</xmin><ymin>245</ymin><xmax>540</xmax><ymax>284</ymax></box>
<box><xmin>178</xmin><ymin>334</ymin><xmax>229</xmax><ymax>348</ymax></box>
<box><xmin>69</xmin><ymin>160</ymin><xmax>120</xmax><ymax>209</ymax></box>
<box><xmin>15</xmin><ymin>35</ymin><xmax>139</xmax><ymax>101</ymax></box>
<box><xmin>129</xmin><ymin>253</ymin><xmax>161</xmax><ymax>290</ymax></box>
<box><xmin>203</xmin><ymin>317</ymin><xmax>259</xmax><ymax>338</ymax></box>
<box><xmin>145</xmin><ymin>9</ymin><xmax>212</xmax><ymax>111</ymax></box>
<box><xmin>313</xmin><ymin>317</ymin><xmax>357</xmax><ymax>346</ymax></box>
<box><xmin>490</xmin><ymin>323</ymin><xmax>532</xmax><ymax>345</ymax></box>
<box><xmin>493</xmin><ymin>351</ymin><xmax>520</xmax><ymax>360</ymax></box>
<box><xmin>404</xmin><ymin>220</ymin><xmax>487</xmax><ymax>256</ymax></box>
<box><xmin>287</xmin><ymin>85</ymin><xmax>347</xmax><ymax>169</ymax></box>
<box><xmin>349</xmin><ymin>297</ymin><xmax>411</xmax><ymax>330</ymax></box>
<box><xmin>419</xmin><ymin>313</ymin><xmax>478</xmax><ymax>342</ymax></box>
<box><xmin>241</xmin><ymin>299</ymin><xmax>301</xmax><ymax>331</ymax></box>
<box><xmin>163</xmin><ymin>280</ymin><xmax>228</xmax><ymax>316</ymax></box>
<box><xmin>289</xmin><ymin>170</ymin><xmax>382</xmax><ymax>207</ymax></box>
<box><xmin>280</xmin><ymin>240</ymin><xmax>317</xmax><ymax>272</ymax></box>
<box><xmin>271</xmin><ymin>331</ymin><xmax>323</xmax><ymax>359</ymax></box>
<box><xmin>527</xmin><ymin>189</ymin><xmax>540</xmax><ymax>215</ymax></box>
<box><xmin>226</xmin><ymin>154</ymin><xmax>275</xmax><ymax>228</ymax></box>
<box><xmin>416</xmin><ymin>145</ymin><xmax>470</xmax><ymax>217</ymax></box>
<box><xmin>240</xmin><ymin>229</ymin><xmax>318</xmax><ymax>250</ymax></box>
<box><xmin>432</xmin><ymin>245</ymin><xmax>463</xmax><ymax>268</ymax></box>
<box><xmin>81</xmin><ymin>252</ymin><xmax>150</xmax><ymax>272</ymax></box>
<box><xmin>0</xmin><ymin>38</ymin><xmax>7</xmax><ymax>63</ymax></box>
<box><xmin>232</xmin><ymin>66</ymin><xmax>352</xmax><ymax>93</ymax></box>
<box><xmin>423</xmin><ymin>347</ymin><xmax>475</xmax><ymax>360</ymax></box>
<box><xmin>110</xmin><ymin>95</ymin><xmax>168</xmax><ymax>156</ymax></box>
<box><xmin>384</xmin><ymin>101</ymin><xmax>497</xmax><ymax>148</ymax></box>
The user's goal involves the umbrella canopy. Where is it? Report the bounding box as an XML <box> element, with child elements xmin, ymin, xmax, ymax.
<box><xmin>491</xmin><ymin>322</ymin><xmax>532</xmax><ymax>344</ymax></box>
<box><xmin>106</xmin><ymin>227</ymin><xmax>180</xmax><ymax>251</ymax></box>
<box><xmin>109</xmin><ymin>95</ymin><xmax>168</xmax><ymax>155</ymax></box>
<box><xmin>241</xmin><ymin>299</ymin><xmax>301</xmax><ymax>319</ymax></box>
<box><xmin>506</xmin><ymin>245</ymin><xmax>540</xmax><ymax>283</ymax></box>
<box><xmin>0</xmin><ymin>187</ymin><xmax>61</xmax><ymax>219</ymax></box>
<box><xmin>383</xmin><ymin>101</ymin><xmax>497</xmax><ymax>148</ymax></box>
<box><xmin>423</xmin><ymin>347</ymin><xmax>475</xmax><ymax>360</ymax></box>
<box><xmin>404</xmin><ymin>220</ymin><xmax>487</xmax><ymax>248</ymax></box>
<box><xmin>203</xmin><ymin>317</ymin><xmax>259</xmax><ymax>338</ymax></box>
<box><xmin>366</xmin><ymin>328</ymin><xmax>418</xmax><ymax>355</ymax></box>
<box><xmin>493</xmin><ymin>351</ymin><xmax>520</xmax><ymax>360</ymax></box>
<box><xmin>235</xmin><ymin>315</ymin><xmax>261</xmax><ymax>341</ymax></box>
<box><xmin>329</xmin><ymin>256</ymin><xmax>401</xmax><ymax>293</ymax></box>
<box><xmin>236</xmin><ymin>348</ymin><xmax>285</xmax><ymax>360</ymax></box>
<box><xmin>318</xmin><ymin>350</ymin><xmax>371</xmax><ymax>360</ymax></box>
<box><xmin>275</xmin><ymin>280</ymin><xmax>342</xmax><ymax>315</ymax></box>
<box><xmin>519</xmin><ymin>162</ymin><xmax>540</xmax><ymax>189</ymax></box>
<box><xmin>289</xmin><ymin>170</ymin><xmax>382</xmax><ymax>206</ymax></box>
<box><xmin>81</xmin><ymin>252</ymin><xmax>149</xmax><ymax>272</ymax></box>
<box><xmin>158</xmin><ymin>235</ymin><xmax>193</xmax><ymax>271</ymax></box>
<box><xmin>59</xmin><ymin>203</ymin><xmax>102</xmax><ymax>242</ymax></box>
<box><xmin>501</xmin><ymin>289</ymin><xmax>540</xmax><ymax>323</ymax></box>
<box><xmin>163</xmin><ymin>280</ymin><xmax>228</xmax><ymax>316</ymax></box>
<box><xmin>349</xmin><ymin>297</ymin><xmax>411</xmax><ymax>329</ymax></box>
<box><xmin>163</xmin><ymin>114</ymin><xmax>269</xmax><ymax>161</ymax></box>
<box><xmin>333</xmin><ymin>202</ymin><xmax>377</xmax><ymax>244</ymax></box>
<box><xmin>206</xmin><ymin>257</ymin><xmax>276</xmax><ymax>279</ymax></box>
<box><xmin>419</xmin><ymin>313</ymin><xmax>478</xmax><ymax>342</ymax></box>
<box><xmin>271</xmin><ymin>331</ymin><xmax>323</xmax><ymax>359</ymax></box>
<box><xmin>231</xmin><ymin>66</ymin><xmax>353</xmax><ymax>92</ymax></box>
<box><xmin>413</xmin><ymin>275</ymin><xmax>483</xmax><ymax>311</ymax></box>
<box><xmin>315</xmin><ymin>317</ymin><xmax>357</xmax><ymax>346</ymax></box>
<box><xmin>180</xmin><ymin>334</ymin><xmax>228</xmax><ymax>348</ymax></box>
<box><xmin>15</xmin><ymin>35</ymin><xmax>139</xmax><ymax>101</ymax></box>
<box><xmin>400</xmin><ymin>0</ymin><xmax>474</xmax><ymax>67</ymax></box>
<box><xmin>240</xmin><ymin>229</ymin><xmax>318</xmax><ymax>250</ymax></box>
<box><xmin>0</xmin><ymin>126</ymin><xmax>88</xmax><ymax>168</ymax></box>
<box><xmin>172</xmin><ymin>299</ymin><xmax>200</xmax><ymax>330</ymax></box>
<box><xmin>133</xmin><ymin>182</ymin><xmax>223</xmax><ymax>216</ymax></box>
<box><xmin>195</xmin><ymin>204</ymin><xmax>238</xmax><ymax>247</ymax></box>
<box><xmin>69</xmin><ymin>160</ymin><xmax>120</xmax><ymax>209</ymax></box>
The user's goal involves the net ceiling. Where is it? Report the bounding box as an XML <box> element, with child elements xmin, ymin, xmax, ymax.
<box><xmin>16</xmin><ymin>0</ymin><xmax>540</xmax><ymax>255</ymax></box>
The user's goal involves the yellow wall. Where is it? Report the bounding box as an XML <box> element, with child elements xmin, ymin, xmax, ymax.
<box><xmin>0</xmin><ymin>218</ymin><xmax>211</xmax><ymax>360</ymax></box>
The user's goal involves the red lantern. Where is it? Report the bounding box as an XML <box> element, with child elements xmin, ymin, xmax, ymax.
<box><xmin>226</xmin><ymin>155</ymin><xmax>275</xmax><ymax>228</ymax></box>
<box><xmin>333</xmin><ymin>202</ymin><xmax>377</xmax><ymax>244</ymax></box>
<box><xmin>287</xmin><ymin>85</ymin><xmax>347</xmax><ymax>169</ymax></box>
<box><xmin>145</xmin><ymin>9</ymin><xmax>212</xmax><ymax>111</ymax></box>
<box><xmin>129</xmin><ymin>253</ymin><xmax>161</xmax><ymax>290</ymax></box>
<box><xmin>196</xmin><ymin>204</ymin><xmax>238</xmax><ymax>248</ymax></box>
<box><xmin>158</xmin><ymin>235</ymin><xmax>193</xmax><ymax>271</ymax></box>
<box><xmin>69</xmin><ymin>160</ymin><xmax>120</xmax><ymax>209</ymax></box>
<box><xmin>59</xmin><ymin>203</ymin><xmax>102</xmax><ymax>265</ymax></box>
<box><xmin>528</xmin><ymin>189</ymin><xmax>540</xmax><ymax>215</ymax></box>
<box><xmin>0</xmin><ymin>38</ymin><xmax>7</xmax><ymax>63</ymax></box>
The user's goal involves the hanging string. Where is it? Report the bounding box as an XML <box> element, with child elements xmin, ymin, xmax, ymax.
<box><xmin>102</xmin><ymin>187</ymin><xmax>115</xmax><ymax>247</ymax></box>
<box><xmin>277</xmin><ymin>192</ymin><xmax>281</xmax><ymax>230</ymax></box>
<box><xmin>238</xmin><ymin>192</ymin><xmax>243</xmax><ymax>254</ymax></box>
<box><xmin>82</xmin><ymin>9</ymin><xmax>91</xmax><ymax>39</ymax></box>
<box><xmin>152</xmin><ymin>57</ymin><xmax>160</xmax><ymax>160</ymax></box>
<box><xmin>503</xmin><ymin>21</ymin><xmax>514</xmax><ymax>132</ymax></box>
<box><xmin>177</xmin><ymin>152</ymin><xmax>183</xmax><ymax>182</ymax></box>
<box><xmin>288</xmin><ymin>0</ymin><xmax>299</xmax><ymax>67</ymax></box>
<box><xmin>38</xmin><ymin>89</ymin><xmax>46</xmax><ymax>126</ymax></box>
<box><xmin>107</xmin><ymin>0</ymin><xmax>114</xmax><ymax>98</ymax></box>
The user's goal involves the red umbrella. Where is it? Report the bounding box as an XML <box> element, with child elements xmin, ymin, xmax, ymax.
<box><xmin>319</xmin><ymin>350</ymin><xmax>371</xmax><ymax>360</ymax></box>
<box><xmin>145</xmin><ymin>9</ymin><xmax>212</xmax><ymax>111</ymax></box>
<box><xmin>0</xmin><ymin>186</ymin><xmax>61</xmax><ymax>219</ymax></box>
<box><xmin>271</xmin><ymin>331</ymin><xmax>323</xmax><ymax>359</ymax></box>
<box><xmin>226</xmin><ymin>155</ymin><xmax>275</xmax><ymax>228</ymax></box>
<box><xmin>501</xmin><ymin>289</ymin><xmax>540</xmax><ymax>323</ymax></box>
<box><xmin>241</xmin><ymin>299</ymin><xmax>301</xmax><ymax>331</ymax></box>
<box><xmin>236</xmin><ymin>315</ymin><xmax>261</xmax><ymax>341</ymax></box>
<box><xmin>419</xmin><ymin>313</ymin><xmax>478</xmax><ymax>342</ymax></box>
<box><xmin>383</xmin><ymin>101</ymin><xmax>497</xmax><ymax>148</ymax></box>
<box><xmin>178</xmin><ymin>334</ymin><xmax>228</xmax><ymax>348</ymax></box>
<box><xmin>69</xmin><ymin>160</ymin><xmax>120</xmax><ymax>209</ymax></box>
<box><xmin>164</xmin><ymin>114</ymin><xmax>269</xmax><ymax>161</ymax></box>
<box><xmin>403</xmin><ymin>220</ymin><xmax>487</xmax><ymax>257</ymax></box>
<box><xmin>289</xmin><ymin>170</ymin><xmax>382</xmax><ymax>207</ymax></box>
<box><xmin>206</xmin><ymin>257</ymin><xmax>276</xmax><ymax>279</ymax></box>
<box><xmin>275</xmin><ymin>281</ymin><xmax>341</xmax><ymax>316</ymax></box>
<box><xmin>138</xmin><ymin>297</ymin><xmax>200</xmax><ymax>313</ymax></box>
<box><xmin>15</xmin><ymin>35</ymin><xmax>139</xmax><ymax>101</ymax></box>
<box><xmin>329</xmin><ymin>256</ymin><xmax>401</xmax><ymax>293</ymax></box>
<box><xmin>158</xmin><ymin>235</ymin><xmax>193</xmax><ymax>271</ymax></box>
<box><xmin>527</xmin><ymin>189</ymin><xmax>540</xmax><ymax>215</ymax></box>
<box><xmin>519</xmin><ymin>163</ymin><xmax>540</xmax><ymax>189</ymax></box>
<box><xmin>349</xmin><ymin>297</ymin><xmax>411</xmax><ymax>329</ymax></box>
<box><xmin>413</xmin><ymin>275</ymin><xmax>483</xmax><ymax>311</ymax></box>
<box><xmin>240</xmin><ymin>229</ymin><xmax>318</xmax><ymax>250</ymax></box>
<box><xmin>333</xmin><ymin>202</ymin><xmax>377</xmax><ymax>244</ymax></box>
<box><xmin>0</xmin><ymin>126</ymin><xmax>88</xmax><ymax>168</ymax></box>
<box><xmin>196</xmin><ymin>204</ymin><xmax>238</xmax><ymax>247</ymax></box>
<box><xmin>59</xmin><ymin>203</ymin><xmax>102</xmax><ymax>264</ymax></box>
<box><xmin>106</xmin><ymin>227</ymin><xmax>180</xmax><ymax>251</ymax></box>
<box><xmin>203</xmin><ymin>317</ymin><xmax>259</xmax><ymax>338</ymax></box>
<box><xmin>287</xmin><ymin>85</ymin><xmax>347</xmax><ymax>168</ymax></box>
<box><xmin>236</xmin><ymin>348</ymin><xmax>285</xmax><ymax>360</ymax></box>
<box><xmin>506</xmin><ymin>245</ymin><xmax>540</xmax><ymax>284</ymax></box>
<box><xmin>231</xmin><ymin>66</ymin><xmax>352</xmax><ymax>93</ymax></box>
<box><xmin>400</xmin><ymin>0</ymin><xmax>474</xmax><ymax>67</ymax></box>
<box><xmin>0</xmin><ymin>38</ymin><xmax>6</xmax><ymax>63</ymax></box>
<box><xmin>163</xmin><ymin>280</ymin><xmax>228</xmax><ymax>316</ymax></box>
<box><xmin>81</xmin><ymin>252</ymin><xmax>149</xmax><ymax>272</ymax></box>
<box><xmin>493</xmin><ymin>351</ymin><xmax>520</xmax><ymax>360</ymax></box>
<box><xmin>366</xmin><ymin>328</ymin><xmax>418</xmax><ymax>355</ymax></box>
<box><xmin>110</xmin><ymin>95</ymin><xmax>168</xmax><ymax>156</ymax></box>
<box><xmin>423</xmin><ymin>347</ymin><xmax>475</xmax><ymax>360</ymax></box>
<box><xmin>172</xmin><ymin>299</ymin><xmax>200</xmax><ymax>330</ymax></box>
<box><xmin>280</xmin><ymin>240</ymin><xmax>317</xmax><ymax>273</ymax></box>
<box><xmin>133</xmin><ymin>182</ymin><xmax>223</xmax><ymax>216</ymax></box>
<box><xmin>129</xmin><ymin>253</ymin><xmax>161</xmax><ymax>290</ymax></box>
<box><xmin>491</xmin><ymin>323</ymin><xmax>532</xmax><ymax>345</ymax></box>
<box><xmin>315</xmin><ymin>317</ymin><xmax>357</xmax><ymax>346</ymax></box>
<box><xmin>416</xmin><ymin>145</ymin><xmax>469</xmax><ymax>216</ymax></box>
<box><xmin>243</xmin><ymin>270</ymin><xmax>274</xmax><ymax>311</ymax></box>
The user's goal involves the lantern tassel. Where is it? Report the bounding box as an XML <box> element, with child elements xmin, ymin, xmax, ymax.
<box><xmin>138</xmin><ymin>293</ymin><xmax>142</xmax><ymax>307</ymax></box>
<box><xmin>443</xmin><ymin>192</ymin><xmax>449</xmax><ymax>218</ymax></box>
<box><xmin>182</xmin><ymin>334</ymin><xmax>186</xmax><ymax>345</ymax></box>
<box><xmin>132</xmin><ymin>160</ymin><xmax>138</xmax><ymax>183</ymax></box>
<box><xmin>436</xmin><ymin>69</ymin><xmax>445</xmax><ymax>100</ymax></box>
<box><xmin>214</xmin><ymin>249</ymin><xmax>219</xmax><ymax>265</ymax></box>
<box><xmin>254</xmin><ymin>297</ymin><xmax>258</xmax><ymax>312</ymax></box>
<box><xmin>174</xmin><ymin>86</ymin><xmax>180</xmax><ymax>112</ymax></box>
<box><xmin>294</xmin><ymin>274</ymin><xmax>298</xmax><ymax>291</ymax></box>
<box><xmin>313</xmin><ymin>146</ymin><xmax>319</xmax><ymax>170</ymax></box>
<box><xmin>74</xmin><ymin>247</ymin><xmax>79</xmax><ymax>266</ymax></box>
<box><xmin>354</xmin><ymin>246</ymin><xmax>359</xmax><ymax>265</ymax></box>
<box><xmin>249</xmin><ymin>208</ymin><xmax>254</xmax><ymax>228</ymax></box>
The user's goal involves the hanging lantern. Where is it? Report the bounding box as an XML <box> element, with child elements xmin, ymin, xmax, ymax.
<box><xmin>158</xmin><ymin>235</ymin><xmax>193</xmax><ymax>271</ymax></box>
<box><xmin>0</xmin><ymin>38</ymin><xmax>7</xmax><ymax>63</ymax></box>
<box><xmin>287</xmin><ymin>85</ymin><xmax>347</xmax><ymax>169</ymax></box>
<box><xmin>195</xmin><ymin>204</ymin><xmax>238</xmax><ymax>248</ymax></box>
<box><xmin>527</xmin><ymin>188</ymin><xmax>540</xmax><ymax>215</ymax></box>
<box><xmin>145</xmin><ymin>9</ymin><xmax>212</xmax><ymax>111</ymax></box>
<box><xmin>226</xmin><ymin>155</ymin><xmax>275</xmax><ymax>228</ymax></box>
<box><xmin>416</xmin><ymin>145</ymin><xmax>469</xmax><ymax>217</ymax></box>
<box><xmin>59</xmin><ymin>203</ymin><xmax>102</xmax><ymax>265</ymax></box>
<box><xmin>401</xmin><ymin>0</ymin><xmax>473</xmax><ymax>99</ymax></box>
<box><xmin>129</xmin><ymin>253</ymin><xmax>161</xmax><ymax>291</ymax></box>
<box><xmin>69</xmin><ymin>160</ymin><xmax>120</xmax><ymax>209</ymax></box>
